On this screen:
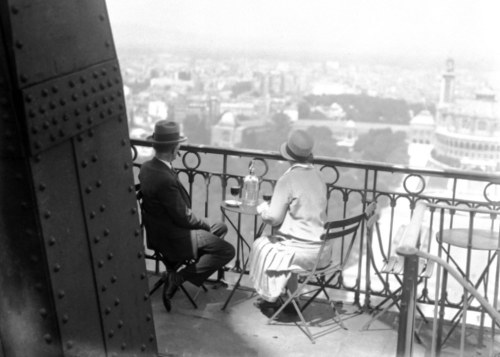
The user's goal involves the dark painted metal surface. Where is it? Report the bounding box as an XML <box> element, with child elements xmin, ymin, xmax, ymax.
<box><xmin>0</xmin><ymin>1</ymin><xmax>157</xmax><ymax>356</ymax></box>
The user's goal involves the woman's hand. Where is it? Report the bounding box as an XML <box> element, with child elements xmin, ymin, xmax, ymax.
<box><xmin>256</xmin><ymin>201</ymin><xmax>269</xmax><ymax>215</ymax></box>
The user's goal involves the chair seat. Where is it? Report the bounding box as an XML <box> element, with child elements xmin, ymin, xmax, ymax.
<box><xmin>381</xmin><ymin>256</ymin><xmax>434</xmax><ymax>278</ymax></box>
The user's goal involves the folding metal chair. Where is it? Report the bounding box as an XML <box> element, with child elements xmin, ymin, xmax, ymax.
<box><xmin>268</xmin><ymin>202</ymin><xmax>377</xmax><ymax>343</ymax></box>
<box><xmin>136</xmin><ymin>186</ymin><xmax>206</xmax><ymax>312</ymax></box>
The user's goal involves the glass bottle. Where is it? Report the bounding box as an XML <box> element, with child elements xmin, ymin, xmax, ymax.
<box><xmin>242</xmin><ymin>160</ymin><xmax>259</xmax><ymax>206</ymax></box>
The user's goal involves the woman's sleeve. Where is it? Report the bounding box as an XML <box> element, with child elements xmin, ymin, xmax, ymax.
<box><xmin>260</xmin><ymin>175</ymin><xmax>290</xmax><ymax>226</ymax></box>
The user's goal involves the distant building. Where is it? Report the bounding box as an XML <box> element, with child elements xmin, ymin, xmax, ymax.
<box><xmin>432</xmin><ymin>59</ymin><xmax>500</xmax><ymax>172</ymax></box>
<box><xmin>211</xmin><ymin>112</ymin><xmax>266</xmax><ymax>148</ymax></box>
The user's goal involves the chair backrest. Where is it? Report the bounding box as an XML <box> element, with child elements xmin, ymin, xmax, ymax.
<box><xmin>135</xmin><ymin>184</ymin><xmax>156</xmax><ymax>252</ymax></box>
<box><xmin>311</xmin><ymin>202</ymin><xmax>377</xmax><ymax>274</ymax></box>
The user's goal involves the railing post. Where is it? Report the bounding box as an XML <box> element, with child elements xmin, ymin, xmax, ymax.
<box><xmin>396</xmin><ymin>246</ymin><xmax>419</xmax><ymax>357</ymax></box>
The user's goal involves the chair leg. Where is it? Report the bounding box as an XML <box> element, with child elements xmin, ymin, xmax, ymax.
<box><xmin>149</xmin><ymin>273</ymin><xmax>167</xmax><ymax>295</ymax></box>
<box><xmin>268</xmin><ymin>290</ymin><xmax>316</xmax><ymax>344</ymax></box>
<box><xmin>180</xmin><ymin>285</ymin><xmax>198</xmax><ymax>309</ymax></box>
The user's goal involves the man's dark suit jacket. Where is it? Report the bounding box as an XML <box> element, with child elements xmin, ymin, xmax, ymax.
<box><xmin>139</xmin><ymin>157</ymin><xmax>210</xmax><ymax>261</ymax></box>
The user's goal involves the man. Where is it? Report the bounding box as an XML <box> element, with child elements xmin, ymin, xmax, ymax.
<box><xmin>139</xmin><ymin>120</ymin><xmax>235</xmax><ymax>311</ymax></box>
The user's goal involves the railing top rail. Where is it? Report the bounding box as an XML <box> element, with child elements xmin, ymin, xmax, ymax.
<box><xmin>130</xmin><ymin>139</ymin><xmax>500</xmax><ymax>182</ymax></box>
<box><xmin>428</xmin><ymin>203</ymin><xmax>500</xmax><ymax>216</ymax></box>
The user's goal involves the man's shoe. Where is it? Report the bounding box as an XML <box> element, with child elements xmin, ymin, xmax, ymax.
<box><xmin>162</xmin><ymin>272</ymin><xmax>183</xmax><ymax>312</ymax></box>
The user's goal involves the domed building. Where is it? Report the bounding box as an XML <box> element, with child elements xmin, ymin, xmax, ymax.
<box><xmin>432</xmin><ymin>59</ymin><xmax>500</xmax><ymax>172</ymax></box>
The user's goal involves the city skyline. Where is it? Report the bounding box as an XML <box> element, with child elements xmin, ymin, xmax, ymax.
<box><xmin>107</xmin><ymin>0</ymin><xmax>499</xmax><ymax>72</ymax></box>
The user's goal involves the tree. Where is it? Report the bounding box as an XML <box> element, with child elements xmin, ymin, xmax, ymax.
<box><xmin>305</xmin><ymin>126</ymin><xmax>338</xmax><ymax>158</ymax></box>
<box><xmin>353</xmin><ymin>128</ymin><xmax>409</xmax><ymax>165</ymax></box>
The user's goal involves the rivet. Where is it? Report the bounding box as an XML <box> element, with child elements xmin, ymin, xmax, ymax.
<box><xmin>131</xmin><ymin>207</ymin><xmax>137</xmax><ymax>215</ymax></box>
<box><xmin>52</xmin><ymin>86</ymin><xmax>58</xmax><ymax>94</ymax></box>
<box><xmin>105</xmin><ymin>41</ymin><xmax>110</xmax><ymax>48</ymax></box>
<box><xmin>135</xmin><ymin>229</ymin><xmax>141</xmax><ymax>237</ymax></box>
<box><xmin>141</xmin><ymin>344</ymin><xmax>146</xmax><ymax>351</ymax></box>
<box><xmin>72</xmin><ymin>93</ymin><xmax>78</xmax><ymax>101</ymax></box>
<box><xmin>93</xmin><ymin>71</ymin><xmax>99</xmax><ymax>79</ymax></box>
<box><xmin>28</xmin><ymin>109</ymin><xmax>36</xmax><ymax>118</ymax></box>
<box><xmin>118</xmin><ymin>115</ymin><xmax>124</xmax><ymax>122</ymax></box>
<box><xmin>41</xmin><ymin>89</ymin><xmax>48</xmax><ymax>97</ymax></box>
<box><xmin>108</xmin><ymin>330</ymin><xmax>114</xmax><ymax>338</ymax></box>
<box><xmin>66</xmin><ymin>340</ymin><xmax>73</xmax><ymax>349</ymax></box>
<box><xmin>35</xmin><ymin>155</ymin><xmax>42</xmax><ymax>163</ymax></box>
<box><xmin>49</xmin><ymin>134</ymin><xmax>56</xmax><ymax>142</ymax></box>
<box><xmin>117</xmin><ymin>320</ymin><xmax>124</xmax><ymax>328</ymax></box>
<box><xmin>124</xmin><ymin>163</ymin><xmax>130</xmax><ymax>170</ymax></box>
<box><xmin>91</xmin><ymin>154</ymin><xmax>98</xmax><ymax>162</ymax></box>
<box><xmin>20</xmin><ymin>74</ymin><xmax>28</xmax><ymax>83</ymax></box>
<box><xmin>93</xmin><ymin>101</ymin><xmax>99</xmax><ymax>108</ymax></box>
<box><xmin>85</xmin><ymin>186</ymin><xmax>92</xmax><ymax>194</ymax></box>
<box><xmin>88</xmin><ymin>129</ymin><xmax>94</xmax><ymax>137</ymax></box>
<box><xmin>91</xmin><ymin>86</ymin><xmax>97</xmax><ymax>93</ymax></box>
<box><xmin>76</xmin><ymin>122</ymin><xmax>82</xmax><ymax>129</ymax></box>
<box><xmin>31</xmin><ymin>126</ymin><xmax>38</xmax><ymax>134</ymax></box>
<box><xmin>111</xmin><ymin>275</ymin><xmax>117</xmax><ymax>283</ymax></box>
<box><xmin>98</xmin><ymin>260</ymin><xmax>104</xmax><ymax>268</ymax></box>
<box><xmin>39</xmin><ymin>106</ymin><xmax>46</xmax><ymax>114</ymax></box>
<box><xmin>86</xmin><ymin>104</ymin><xmax>92</xmax><ymax>112</ymax></box>
<box><xmin>107</xmin><ymin>108</ymin><xmax>113</xmax><ymax>115</ymax></box>
<box><xmin>105</xmin><ymin>307</ymin><xmax>111</xmax><ymax>315</ymax></box>
<box><xmin>103</xmin><ymin>229</ymin><xmax>110</xmax><ymax>236</ymax></box>
<box><xmin>39</xmin><ymin>183</ymin><xmax>46</xmax><ymax>191</ymax></box>
<box><xmin>100</xmin><ymin>83</ymin><xmax>106</xmax><ymax>90</ymax></box>
<box><xmin>146</xmin><ymin>314</ymin><xmax>152</xmax><ymax>322</ymax></box>
<box><xmin>59</xmin><ymin>129</ymin><xmax>65</xmax><ymax>137</ymax></box>
<box><xmin>79</xmin><ymin>76</ymin><xmax>86</xmax><ymax>84</ymax></box>
<box><xmin>99</xmin><ymin>14</ymin><xmax>106</xmax><ymax>21</ymax></box>
<box><xmin>48</xmin><ymin>236</ymin><xmax>56</xmax><ymax>246</ymax></box>
<box><xmin>44</xmin><ymin>211</ymin><xmax>51</xmax><ymax>219</ymax></box>
<box><xmin>49</xmin><ymin>101</ymin><xmax>56</xmax><ymax>109</ymax></box>
<box><xmin>128</xmin><ymin>185</ymin><xmax>134</xmax><ymax>193</ymax></box>
<box><xmin>74</xmin><ymin>108</ymin><xmax>80</xmax><ymax>116</ymax></box>
<box><xmin>69</xmin><ymin>80</ymin><xmax>75</xmax><ymax>88</ymax></box>
<box><xmin>77</xmin><ymin>135</ymin><xmax>83</xmax><ymax>142</ymax></box>
<box><xmin>101</xmin><ymin>285</ymin><xmax>107</xmax><ymax>292</ymax></box>
<box><xmin>140</xmin><ymin>272</ymin><xmax>146</xmax><ymax>280</ymax></box>
<box><xmin>121</xmin><ymin>342</ymin><xmax>126</xmax><ymax>350</ymax></box>
<box><xmin>90</xmin><ymin>211</ymin><xmax>96</xmax><ymax>219</ymax></box>
<box><xmin>96</xmin><ymin>180</ymin><xmax>103</xmax><ymax>188</ymax></box>
<box><xmin>43</xmin><ymin>334</ymin><xmax>52</xmax><ymax>344</ymax></box>
<box><xmin>144</xmin><ymin>293</ymin><xmax>149</xmax><ymax>301</ymax></box>
<box><xmin>42</xmin><ymin>121</ymin><xmax>49</xmax><ymax>129</ymax></box>
<box><xmin>62</xmin><ymin>314</ymin><xmax>69</xmax><ymax>323</ymax></box>
<box><xmin>11</xmin><ymin>6</ymin><xmax>19</xmax><ymax>14</ymax></box>
<box><xmin>114</xmin><ymin>298</ymin><xmax>120</xmax><ymax>306</ymax></box>
<box><xmin>149</xmin><ymin>334</ymin><xmax>154</xmax><ymax>342</ymax></box>
<box><xmin>53</xmin><ymin>264</ymin><xmax>61</xmax><ymax>272</ymax></box>
<box><xmin>82</xmin><ymin>89</ymin><xmax>88</xmax><ymax>97</ymax></box>
<box><xmin>107</xmin><ymin>252</ymin><xmax>113</xmax><ymax>260</ymax></box>
<box><xmin>100</xmin><ymin>112</ymin><xmax>105</xmax><ymax>119</ymax></box>
<box><xmin>52</xmin><ymin>117</ymin><xmax>58</xmax><ymax>125</ymax></box>
<box><xmin>102</xmin><ymin>97</ymin><xmax>107</xmax><ymax>104</ymax></box>
<box><xmin>62</xmin><ymin>114</ymin><xmax>69</xmax><ymax>122</ymax></box>
<box><xmin>30</xmin><ymin>254</ymin><xmax>39</xmax><ymax>263</ymax></box>
<box><xmin>81</xmin><ymin>160</ymin><xmax>88</xmax><ymax>168</ymax></box>
<box><xmin>35</xmin><ymin>283</ymin><xmax>43</xmax><ymax>291</ymax></box>
<box><xmin>25</xmin><ymin>94</ymin><xmax>33</xmax><ymax>103</ymax></box>
<box><xmin>94</xmin><ymin>235</ymin><xmax>101</xmax><ymax>243</ymax></box>
<box><xmin>101</xmin><ymin>68</ymin><xmax>107</xmax><ymax>76</ymax></box>
<box><xmin>39</xmin><ymin>308</ymin><xmax>48</xmax><ymax>318</ymax></box>
<box><xmin>58</xmin><ymin>290</ymin><xmax>65</xmax><ymax>299</ymax></box>
<box><xmin>60</xmin><ymin>98</ymin><xmax>66</xmax><ymax>106</ymax></box>
<box><xmin>20</xmin><ymin>200</ymin><xmax>30</xmax><ymax>209</ymax></box>
<box><xmin>107</xmin><ymin>80</ymin><xmax>113</xmax><ymax>88</ymax></box>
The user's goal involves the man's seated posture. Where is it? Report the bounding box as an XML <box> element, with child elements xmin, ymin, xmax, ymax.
<box><xmin>139</xmin><ymin>120</ymin><xmax>235</xmax><ymax>310</ymax></box>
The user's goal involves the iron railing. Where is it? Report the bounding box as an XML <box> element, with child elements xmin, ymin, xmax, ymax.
<box><xmin>131</xmin><ymin>139</ymin><xmax>500</xmax><ymax>333</ymax></box>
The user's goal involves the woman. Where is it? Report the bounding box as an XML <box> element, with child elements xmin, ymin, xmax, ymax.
<box><xmin>249</xmin><ymin>129</ymin><xmax>332</xmax><ymax>305</ymax></box>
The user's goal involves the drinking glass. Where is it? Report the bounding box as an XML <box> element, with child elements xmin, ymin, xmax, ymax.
<box><xmin>230</xmin><ymin>186</ymin><xmax>241</xmax><ymax>201</ymax></box>
<box><xmin>263</xmin><ymin>193</ymin><xmax>272</xmax><ymax>202</ymax></box>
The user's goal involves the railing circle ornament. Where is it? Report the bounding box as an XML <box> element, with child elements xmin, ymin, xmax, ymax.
<box><xmin>403</xmin><ymin>174</ymin><xmax>425</xmax><ymax>195</ymax></box>
<box><xmin>181</xmin><ymin>151</ymin><xmax>201</xmax><ymax>170</ymax></box>
<box><xmin>252</xmin><ymin>158</ymin><xmax>269</xmax><ymax>178</ymax></box>
<box><xmin>319</xmin><ymin>165</ymin><xmax>339</xmax><ymax>185</ymax></box>
<box><xmin>483</xmin><ymin>182</ymin><xmax>500</xmax><ymax>204</ymax></box>
<box><xmin>130</xmin><ymin>145</ymin><xmax>138</xmax><ymax>161</ymax></box>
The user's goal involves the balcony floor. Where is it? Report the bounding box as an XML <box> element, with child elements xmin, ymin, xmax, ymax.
<box><xmin>148</xmin><ymin>272</ymin><xmax>433</xmax><ymax>357</ymax></box>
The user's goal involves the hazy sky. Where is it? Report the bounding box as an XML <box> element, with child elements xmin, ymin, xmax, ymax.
<box><xmin>106</xmin><ymin>0</ymin><xmax>499</xmax><ymax>66</ymax></box>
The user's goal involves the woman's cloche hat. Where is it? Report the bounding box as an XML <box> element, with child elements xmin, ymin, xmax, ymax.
<box><xmin>147</xmin><ymin>120</ymin><xmax>187</xmax><ymax>144</ymax></box>
<box><xmin>280</xmin><ymin>130</ymin><xmax>314</xmax><ymax>162</ymax></box>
